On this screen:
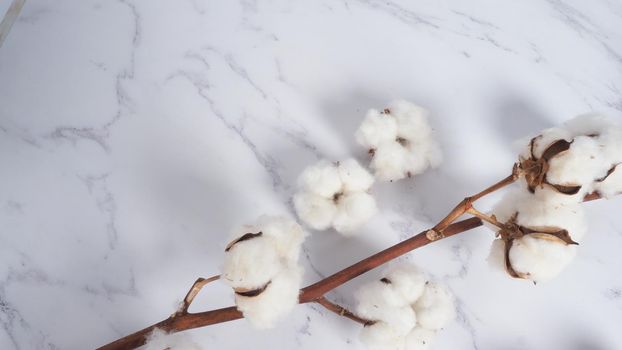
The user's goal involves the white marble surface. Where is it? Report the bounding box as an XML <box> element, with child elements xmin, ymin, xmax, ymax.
<box><xmin>1</xmin><ymin>1</ymin><xmax>622</xmax><ymax>349</ymax></box>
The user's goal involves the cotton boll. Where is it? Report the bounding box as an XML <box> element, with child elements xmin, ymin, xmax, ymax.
<box><xmin>508</xmin><ymin>235</ymin><xmax>577</xmax><ymax>282</ymax></box>
<box><xmin>293</xmin><ymin>192</ymin><xmax>337</xmax><ymax>230</ymax></box>
<box><xmin>234</xmin><ymin>263</ymin><xmax>303</xmax><ymax>329</ymax></box>
<box><xmin>355</xmin><ymin>280</ymin><xmax>417</xmax><ymax>333</ymax></box>
<box><xmin>382</xmin><ymin>264</ymin><xmax>427</xmax><ymax>304</ymax></box>
<box><xmin>338</xmin><ymin>158</ymin><xmax>375</xmax><ymax>192</ymax></box>
<box><xmin>412</xmin><ymin>282</ymin><xmax>456</xmax><ymax>331</ymax></box>
<box><xmin>370</xmin><ymin>141</ymin><xmax>411</xmax><ymax>181</ymax></box>
<box><xmin>594</xmin><ymin>165</ymin><xmax>622</xmax><ymax>198</ymax></box>
<box><xmin>256</xmin><ymin>216</ymin><xmax>307</xmax><ymax>262</ymax></box>
<box><xmin>222</xmin><ymin>236</ymin><xmax>282</xmax><ymax>290</ymax></box>
<box><xmin>333</xmin><ymin>192</ymin><xmax>378</xmax><ymax>234</ymax></box>
<box><xmin>144</xmin><ymin>328</ymin><xmax>202</xmax><ymax>350</ymax></box>
<box><xmin>297</xmin><ymin>160</ymin><xmax>343</xmax><ymax>197</ymax></box>
<box><xmin>404</xmin><ymin>327</ymin><xmax>436</xmax><ymax>350</ymax></box>
<box><xmin>360</xmin><ymin>322</ymin><xmax>407</xmax><ymax>350</ymax></box>
<box><xmin>356</xmin><ymin>109</ymin><xmax>399</xmax><ymax>149</ymax></box>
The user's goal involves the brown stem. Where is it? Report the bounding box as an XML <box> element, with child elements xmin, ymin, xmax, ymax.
<box><xmin>315</xmin><ymin>297</ymin><xmax>374</xmax><ymax>326</ymax></box>
<box><xmin>466</xmin><ymin>207</ymin><xmax>504</xmax><ymax>229</ymax></box>
<box><xmin>177</xmin><ymin>275</ymin><xmax>220</xmax><ymax>315</ymax></box>
<box><xmin>431</xmin><ymin>173</ymin><xmax>517</xmax><ymax>233</ymax></box>
<box><xmin>97</xmin><ymin>217</ymin><xmax>483</xmax><ymax>350</ymax></box>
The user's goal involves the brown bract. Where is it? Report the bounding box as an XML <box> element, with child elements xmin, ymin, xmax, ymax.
<box><xmin>519</xmin><ymin>137</ymin><xmax>582</xmax><ymax>195</ymax></box>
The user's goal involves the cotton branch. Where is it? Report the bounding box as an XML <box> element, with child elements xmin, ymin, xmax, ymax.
<box><xmin>98</xmin><ymin>170</ymin><xmax>608</xmax><ymax>350</ymax></box>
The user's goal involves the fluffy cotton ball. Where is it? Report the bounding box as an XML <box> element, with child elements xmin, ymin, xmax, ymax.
<box><xmin>223</xmin><ymin>217</ymin><xmax>306</xmax><ymax>328</ymax></box>
<box><xmin>508</xmin><ymin>235</ymin><xmax>577</xmax><ymax>282</ymax></box>
<box><xmin>357</xmin><ymin>100</ymin><xmax>442</xmax><ymax>182</ymax></box>
<box><xmin>222</xmin><ymin>236</ymin><xmax>282</xmax><ymax>290</ymax></box>
<box><xmin>333</xmin><ymin>192</ymin><xmax>378</xmax><ymax>234</ymax></box>
<box><xmin>488</xmin><ymin>187</ymin><xmax>586</xmax><ymax>281</ymax></box>
<box><xmin>357</xmin><ymin>266</ymin><xmax>455</xmax><ymax>350</ymax></box>
<box><xmin>144</xmin><ymin>328</ymin><xmax>201</xmax><ymax>350</ymax></box>
<box><xmin>234</xmin><ymin>263</ymin><xmax>302</xmax><ymax>329</ymax></box>
<box><xmin>294</xmin><ymin>159</ymin><xmax>377</xmax><ymax>234</ymax></box>
<box><xmin>404</xmin><ymin>327</ymin><xmax>436</xmax><ymax>350</ymax></box>
<box><xmin>519</xmin><ymin>114</ymin><xmax>622</xmax><ymax>202</ymax></box>
<box><xmin>356</xmin><ymin>109</ymin><xmax>399</xmax><ymax>149</ymax></box>
<box><xmin>360</xmin><ymin>322</ymin><xmax>407</xmax><ymax>350</ymax></box>
<box><xmin>412</xmin><ymin>282</ymin><xmax>456</xmax><ymax>331</ymax></box>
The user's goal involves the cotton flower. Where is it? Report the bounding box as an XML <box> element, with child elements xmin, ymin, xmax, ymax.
<box><xmin>293</xmin><ymin>159</ymin><xmax>377</xmax><ymax>234</ymax></box>
<box><xmin>517</xmin><ymin>114</ymin><xmax>622</xmax><ymax>203</ymax></box>
<box><xmin>356</xmin><ymin>100</ymin><xmax>442</xmax><ymax>182</ymax></box>
<box><xmin>488</xmin><ymin>181</ymin><xmax>587</xmax><ymax>282</ymax></box>
<box><xmin>222</xmin><ymin>216</ymin><xmax>307</xmax><ymax>328</ymax></box>
<box><xmin>355</xmin><ymin>264</ymin><xmax>455</xmax><ymax>350</ymax></box>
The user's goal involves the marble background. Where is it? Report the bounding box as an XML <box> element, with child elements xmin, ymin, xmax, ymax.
<box><xmin>1</xmin><ymin>1</ymin><xmax>621</xmax><ymax>349</ymax></box>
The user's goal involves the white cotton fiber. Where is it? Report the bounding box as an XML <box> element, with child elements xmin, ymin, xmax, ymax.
<box><xmin>356</xmin><ymin>100</ymin><xmax>442</xmax><ymax>182</ymax></box>
<box><xmin>222</xmin><ymin>236</ymin><xmax>282</xmax><ymax>290</ymax></box>
<box><xmin>595</xmin><ymin>165</ymin><xmax>622</xmax><ymax>198</ymax></box>
<box><xmin>356</xmin><ymin>109</ymin><xmax>399</xmax><ymax>149</ymax></box>
<box><xmin>508</xmin><ymin>235</ymin><xmax>577</xmax><ymax>282</ymax></box>
<box><xmin>144</xmin><ymin>328</ymin><xmax>201</xmax><ymax>350</ymax></box>
<box><xmin>404</xmin><ymin>327</ymin><xmax>436</xmax><ymax>350</ymax></box>
<box><xmin>546</xmin><ymin>135</ymin><xmax>610</xmax><ymax>188</ymax></box>
<box><xmin>294</xmin><ymin>158</ymin><xmax>377</xmax><ymax>234</ymax></box>
<box><xmin>333</xmin><ymin>192</ymin><xmax>378</xmax><ymax>234</ymax></box>
<box><xmin>564</xmin><ymin>114</ymin><xmax>622</xmax><ymax>162</ymax></box>
<box><xmin>515</xmin><ymin>198</ymin><xmax>587</xmax><ymax>242</ymax></box>
<box><xmin>293</xmin><ymin>192</ymin><xmax>337</xmax><ymax>230</ymax></box>
<box><xmin>382</xmin><ymin>264</ymin><xmax>427</xmax><ymax>304</ymax></box>
<box><xmin>355</xmin><ymin>280</ymin><xmax>417</xmax><ymax>333</ymax></box>
<box><xmin>412</xmin><ymin>282</ymin><xmax>456</xmax><ymax>331</ymax></box>
<box><xmin>360</xmin><ymin>322</ymin><xmax>407</xmax><ymax>350</ymax></box>
<box><xmin>223</xmin><ymin>216</ymin><xmax>307</xmax><ymax>328</ymax></box>
<box><xmin>234</xmin><ymin>263</ymin><xmax>303</xmax><ymax>329</ymax></box>
<box><xmin>297</xmin><ymin>159</ymin><xmax>343</xmax><ymax>197</ymax></box>
<box><xmin>339</xmin><ymin>158</ymin><xmax>376</xmax><ymax>192</ymax></box>
<box><xmin>256</xmin><ymin>215</ymin><xmax>308</xmax><ymax>262</ymax></box>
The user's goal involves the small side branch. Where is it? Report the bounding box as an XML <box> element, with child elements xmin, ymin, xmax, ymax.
<box><xmin>176</xmin><ymin>275</ymin><xmax>220</xmax><ymax>315</ymax></box>
<box><xmin>315</xmin><ymin>297</ymin><xmax>374</xmax><ymax>326</ymax></box>
<box><xmin>432</xmin><ymin>173</ymin><xmax>517</xmax><ymax>234</ymax></box>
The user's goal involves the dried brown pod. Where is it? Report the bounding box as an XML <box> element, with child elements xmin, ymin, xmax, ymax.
<box><xmin>518</xmin><ymin>137</ymin><xmax>582</xmax><ymax>195</ymax></box>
